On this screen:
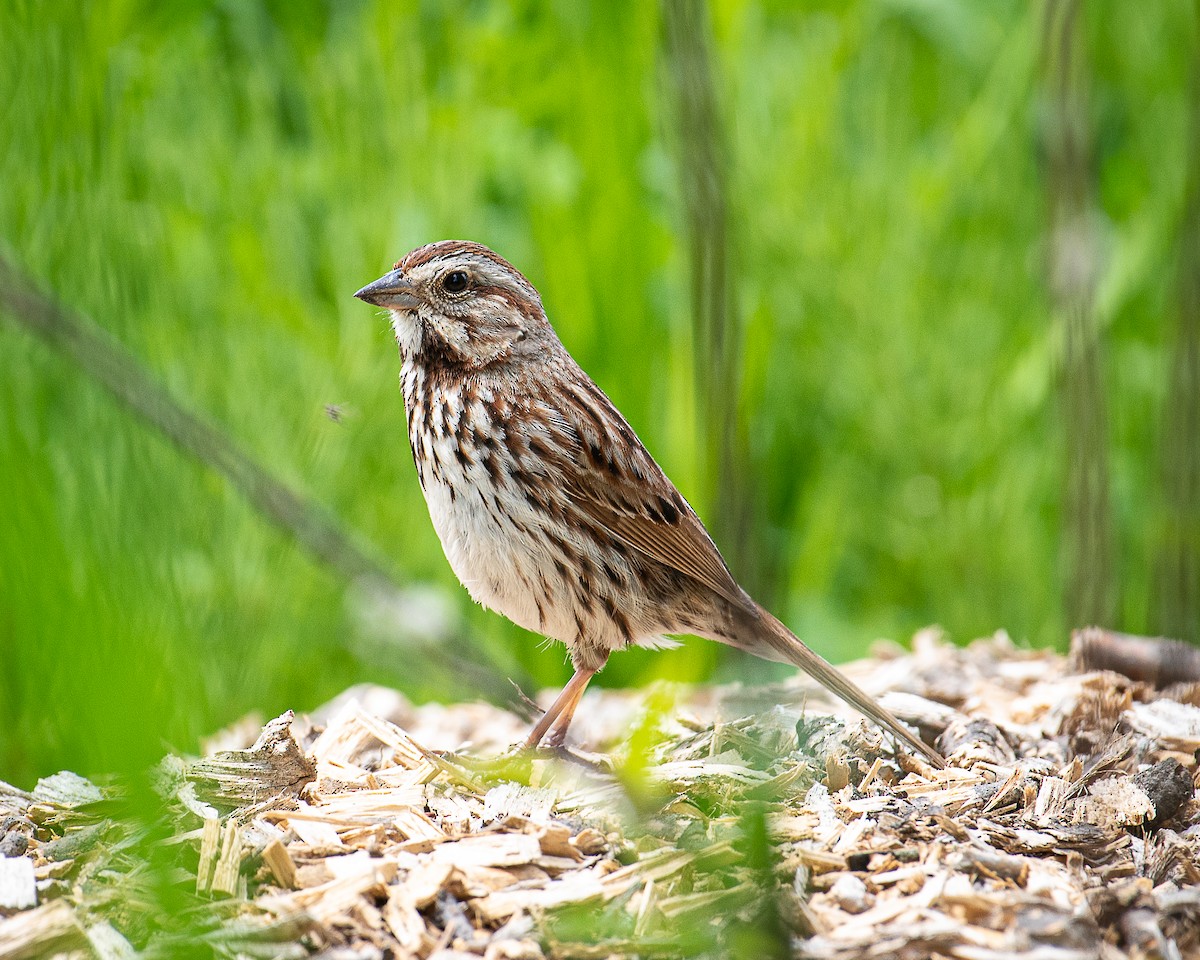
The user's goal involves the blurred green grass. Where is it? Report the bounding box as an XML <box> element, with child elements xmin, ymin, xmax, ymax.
<box><xmin>1</xmin><ymin>0</ymin><xmax>1195</xmax><ymax>784</ymax></box>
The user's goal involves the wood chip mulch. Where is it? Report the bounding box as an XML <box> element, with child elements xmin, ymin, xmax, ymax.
<box><xmin>1</xmin><ymin>628</ymin><xmax>1198</xmax><ymax>959</ymax></box>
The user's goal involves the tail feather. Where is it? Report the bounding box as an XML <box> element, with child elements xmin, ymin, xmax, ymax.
<box><xmin>743</xmin><ymin>606</ymin><xmax>946</xmax><ymax>768</ymax></box>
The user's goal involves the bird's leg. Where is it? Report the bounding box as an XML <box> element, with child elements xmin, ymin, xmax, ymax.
<box><xmin>523</xmin><ymin>661</ymin><xmax>604</xmax><ymax>750</ymax></box>
<box><xmin>544</xmin><ymin>672</ymin><xmax>597</xmax><ymax>748</ymax></box>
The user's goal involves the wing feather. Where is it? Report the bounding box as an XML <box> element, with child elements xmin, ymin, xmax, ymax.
<box><xmin>538</xmin><ymin>383</ymin><xmax>752</xmax><ymax>612</ymax></box>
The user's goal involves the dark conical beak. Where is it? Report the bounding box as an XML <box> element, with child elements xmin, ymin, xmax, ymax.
<box><xmin>354</xmin><ymin>269</ymin><xmax>419</xmax><ymax>309</ymax></box>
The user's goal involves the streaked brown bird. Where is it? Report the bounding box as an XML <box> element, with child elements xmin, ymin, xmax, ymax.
<box><xmin>355</xmin><ymin>241</ymin><xmax>944</xmax><ymax>767</ymax></box>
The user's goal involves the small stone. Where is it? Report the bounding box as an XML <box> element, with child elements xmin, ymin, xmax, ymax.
<box><xmin>829</xmin><ymin>873</ymin><xmax>873</xmax><ymax>914</ymax></box>
<box><xmin>0</xmin><ymin>832</ymin><xmax>29</xmax><ymax>858</ymax></box>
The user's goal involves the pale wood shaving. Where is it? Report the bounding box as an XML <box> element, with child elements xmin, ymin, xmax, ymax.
<box><xmin>0</xmin><ymin>855</ymin><xmax>36</xmax><ymax>911</ymax></box>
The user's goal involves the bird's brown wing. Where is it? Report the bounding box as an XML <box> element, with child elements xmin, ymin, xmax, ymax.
<box><xmin>540</xmin><ymin>386</ymin><xmax>753</xmax><ymax>613</ymax></box>
<box><xmin>535</xmin><ymin>381</ymin><xmax>947</xmax><ymax>768</ymax></box>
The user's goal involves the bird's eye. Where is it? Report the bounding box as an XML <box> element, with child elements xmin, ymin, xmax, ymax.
<box><xmin>443</xmin><ymin>270</ymin><xmax>469</xmax><ymax>294</ymax></box>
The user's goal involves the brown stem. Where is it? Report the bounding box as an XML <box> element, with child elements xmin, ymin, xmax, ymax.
<box><xmin>1042</xmin><ymin>0</ymin><xmax>1114</xmax><ymax>629</ymax></box>
<box><xmin>1153</xmin><ymin>32</ymin><xmax>1200</xmax><ymax>642</ymax></box>
<box><xmin>661</xmin><ymin>0</ymin><xmax>756</xmax><ymax>589</ymax></box>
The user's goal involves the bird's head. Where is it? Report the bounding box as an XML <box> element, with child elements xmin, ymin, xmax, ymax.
<box><xmin>355</xmin><ymin>240</ymin><xmax>551</xmax><ymax>368</ymax></box>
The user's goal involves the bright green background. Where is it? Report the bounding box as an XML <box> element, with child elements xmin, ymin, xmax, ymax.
<box><xmin>2</xmin><ymin>0</ymin><xmax>1195</xmax><ymax>784</ymax></box>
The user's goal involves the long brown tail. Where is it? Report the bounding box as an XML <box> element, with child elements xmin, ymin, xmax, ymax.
<box><xmin>740</xmin><ymin>606</ymin><xmax>946</xmax><ymax>768</ymax></box>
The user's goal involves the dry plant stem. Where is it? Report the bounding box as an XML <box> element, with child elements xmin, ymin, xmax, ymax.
<box><xmin>1071</xmin><ymin>627</ymin><xmax>1200</xmax><ymax>686</ymax></box>
<box><xmin>356</xmin><ymin>241</ymin><xmax>946</xmax><ymax>768</ymax></box>
<box><xmin>1043</xmin><ymin>0</ymin><xmax>1114</xmax><ymax>627</ymax></box>
<box><xmin>1154</xmin><ymin>29</ymin><xmax>1200</xmax><ymax>639</ymax></box>
<box><xmin>0</xmin><ymin>256</ymin><xmax>395</xmax><ymax>592</ymax></box>
<box><xmin>661</xmin><ymin>0</ymin><xmax>752</xmax><ymax>577</ymax></box>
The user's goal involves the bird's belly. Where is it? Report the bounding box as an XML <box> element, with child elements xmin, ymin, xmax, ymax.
<box><xmin>421</xmin><ymin>470</ymin><xmax>570</xmax><ymax>639</ymax></box>
<box><xmin>409</xmin><ymin>413</ymin><xmax>664</xmax><ymax>659</ymax></box>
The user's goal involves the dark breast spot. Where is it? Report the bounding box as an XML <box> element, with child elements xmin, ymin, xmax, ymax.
<box><xmin>411</xmin><ymin>440</ymin><xmax>427</xmax><ymax>490</ymax></box>
<box><xmin>501</xmin><ymin>430</ymin><xmax>524</xmax><ymax>466</ymax></box>
<box><xmin>481</xmin><ymin>448</ymin><xmax>503</xmax><ymax>485</ymax></box>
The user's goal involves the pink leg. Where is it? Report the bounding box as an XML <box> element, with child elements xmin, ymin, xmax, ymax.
<box><xmin>523</xmin><ymin>665</ymin><xmax>600</xmax><ymax>749</ymax></box>
<box><xmin>544</xmin><ymin>672</ymin><xmax>597</xmax><ymax>747</ymax></box>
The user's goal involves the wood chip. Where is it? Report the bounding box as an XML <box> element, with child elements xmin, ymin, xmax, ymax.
<box><xmin>85</xmin><ymin>920</ymin><xmax>136</xmax><ymax>960</ymax></box>
<box><xmin>258</xmin><ymin>856</ymin><xmax>397</xmax><ymax>925</ymax></box>
<box><xmin>262</xmin><ymin>837</ymin><xmax>298</xmax><ymax>889</ymax></box>
<box><xmin>187</xmin><ymin>711</ymin><xmax>315</xmax><ymax>807</ymax></box>
<box><xmin>430</xmin><ymin>833</ymin><xmax>543</xmax><ymax>869</ymax></box>
<box><xmin>195</xmin><ymin>817</ymin><xmax>220</xmax><ymax>894</ymax></box>
<box><xmin>31</xmin><ymin>772</ymin><xmax>103</xmax><ymax>808</ymax></box>
<box><xmin>0</xmin><ymin>855</ymin><xmax>36</xmax><ymax>911</ymax></box>
<box><xmin>0</xmin><ymin>900</ymin><xmax>86</xmax><ymax>959</ymax></box>
<box><xmin>210</xmin><ymin>818</ymin><xmax>244</xmax><ymax>897</ymax></box>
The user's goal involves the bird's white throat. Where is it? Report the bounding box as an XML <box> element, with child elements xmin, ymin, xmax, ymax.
<box><xmin>389</xmin><ymin>307</ymin><xmax>424</xmax><ymax>358</ymax></box>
